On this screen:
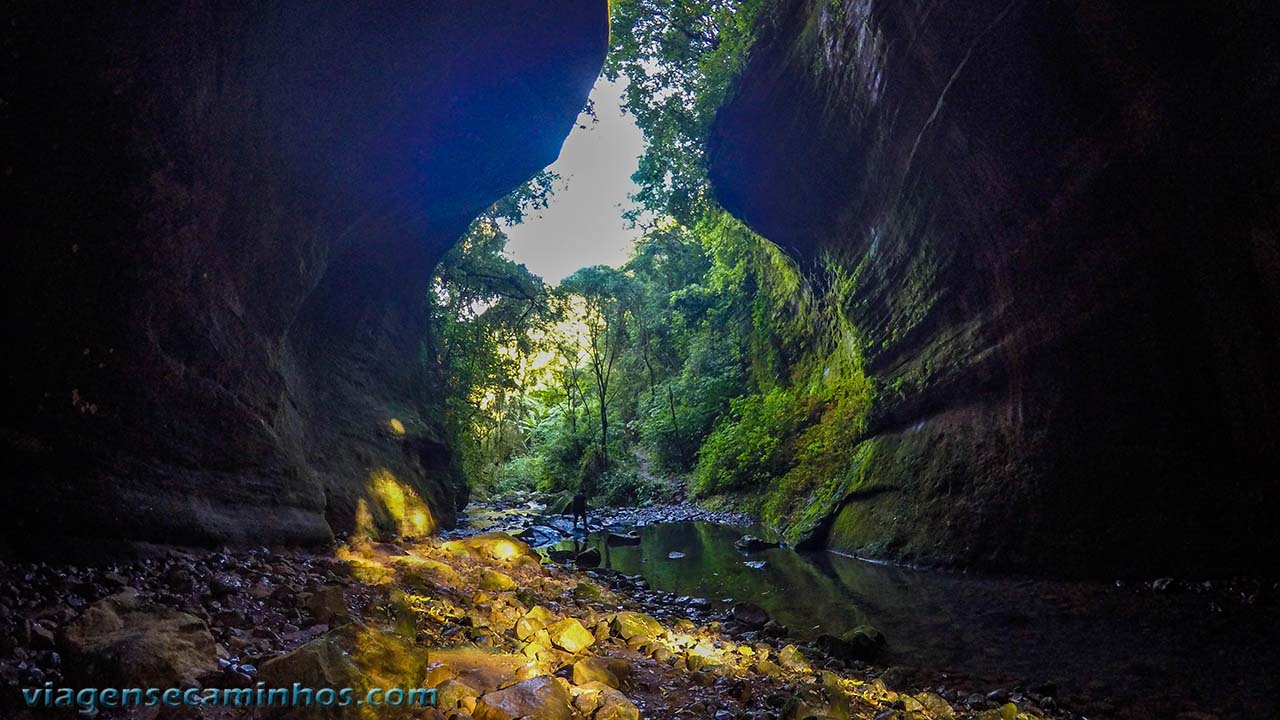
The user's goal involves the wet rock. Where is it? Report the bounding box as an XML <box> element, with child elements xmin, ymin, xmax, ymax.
<box><xmin>735</xmin><ymin>535</ymin><xmax>780</xmax><ymax>553</ymax></box>
<box><xmin>436</xmin><ymin>678</ymin><xmax>480</xmax><ymax>712</ymax></box>
<box><xmin>818</xmin><ymin>624</ymin><xmax>886</xmax><ymax>662</ymax></box>
<box><xmin>58</xmin><ymin>590</ymin><xmax>218</xmax><ymax>687</ymax></box>
<box><xmin>473</xmin><ymin>675</ymin><xmax>573</xmax><ymax>720</ymax></box>
<box><xmin>260</xmin><ymin>623</ymin><xmax>428</xmax><ymax>717</ymax></box>
<box><xmin>575</xmin><ymin>548</ymin><xmax>602</xmax><ymax>567</ymax></box>
<box><xmin>29</xmin><ymin>622</ymin><xmax>55</xmax><ymax>649</ymax></box>
<box><xmin>606</xmin><ymin>532</ymin><xmax>641</xmax><ymax>546</ymax></box>
<box><xmin>731</xmin><ymin>602</ymin><xmax>770</xmax><ymax>628</ymax></box>
<box><xmin>572</xmin><ymin>582</ymin><xmax>603</xmax><ymax>601</ymax></box>
<box><xmin>209</xmin><ymin>573</ymin><xmax>244</xmax><ymax>596</ymax></box>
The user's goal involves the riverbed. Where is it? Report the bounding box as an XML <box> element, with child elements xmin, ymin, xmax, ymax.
<box><xmin>538</xmin><ymin>519</ymin><xmax>1278</xmax><ymax>719</ymax></box>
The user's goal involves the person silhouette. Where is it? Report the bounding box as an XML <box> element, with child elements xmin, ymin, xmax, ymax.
<box><xmin>571</xmin><ymin>486</ymin><xmax>589</xmax><ymax>530</ymax></box>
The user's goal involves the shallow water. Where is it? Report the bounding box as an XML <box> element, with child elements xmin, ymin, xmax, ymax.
<box><xmin>554</xmin><ymin>521</ymin><xmax>1279</xmax><ymax>719</ymax></box>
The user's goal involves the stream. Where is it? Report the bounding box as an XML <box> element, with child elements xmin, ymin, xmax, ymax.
<box><xmin>456</xmin><ymin>502</ymin><xmax>1278</xmax><ymax>719</ymax></box>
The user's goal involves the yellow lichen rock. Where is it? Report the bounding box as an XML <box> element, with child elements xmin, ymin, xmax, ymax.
<box><xmin>545</xmin><ymin>618</ymin><xmax>595</xmax><ymax>653</ymax></box>
<box><xmin>608</xmin><ymin>612</ymin><xmax>664</xmax><ymax>641</ymax></box>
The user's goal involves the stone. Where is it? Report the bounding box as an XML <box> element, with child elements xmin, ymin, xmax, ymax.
<box><xmin>575</xmin><ymin>548</ymin><xmax>602</xmax><ymax>567</ymax></box>
<box><xmin>441</xmin><ymin>533</ymin><xmax>540</xmax><ymax>565</ymax></box>
<box><xmin>305</xmin><ymin>586</ymin><xmax>351</xmax><ymax>626</ymax></box>
<box><xmin>30</xmin><ymin>622</ymin><xmax>56</xmax><ymax>649</ymax></box>
<box><xmin>753</xmin><ymin>659</ymin><xmax>782</xmax><ymax>677</ymax></box>
<box><xmin>777</xmin><ymin>644</ymin><xmax>811</xmax><ymax>672</ymax></box>
<box><xmin>915</xmin><ymin>692</ymin><xmax>957</xmax><ymax>719</ymax></box>
<box><xmin>435</xmin><ymin>678</ymin><xmax>480</xmax><ymax>711</ymax></box>
<box><xmin>575</xmin><ymin>680</ymin><xmax>640</xmax><ymax>720</ymax></box>
<box><xmin>572</xmin><ymin>656</ymin><xmax>630</xmax><ymax>689</ymax></box>
<box><xmin>606</xmin><ymin>532</ymin><xmax>641</xmax><ymax>545</ymax></box>
<box><xmin>734</xmin><ymin>535</ymin><xmax>780</xmax><ymax>552</ymax></box>
<box><xmin>572</xmin><ymin>582</ymin><xmax>603</xmax><ymax>600</ymax></box>
<box><xmin>393</xmin><ymin>556</ymin><xmax>463</xmax><ymax>588</ymax></box>
<box><xmin>609</xmin><ymin>612</ymin><xmax>664</xmax><ymax>641</ymax></box>
<box><xmin>259</xmin><ymin>624</ymin><xmax>428</xmax><ymax>718</ymax></box>
<box><xmin>480</xmin><ymin>570</ymin><xmax>518</xmax><ymax>592</ymax></box>
<box><xmin>545</xmin><ymin>618</ymin><xmax>594</xmax><ymax>653</ymax></box>
<box><xmin>209</xmin><ymin>573</ymin><xmax>244</xmax><ymax>596</ymax></box>
<box><xmin>58</xmin><ymin>590</ymin><xmax>218</xmax><ymax>688</ymax></box>
<box><xmin>731</xmin><ymin>602</ymin><xmax>769</xmax><ymax>627</ymax></box>
<box><xmin>473</xmin><ymin>675</ymin><xmax>573</xmax><ymax>720</ymax></box>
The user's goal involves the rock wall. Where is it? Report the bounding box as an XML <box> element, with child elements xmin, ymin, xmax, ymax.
<box><xmin>3</xmin><ymin>3</ymin><xmax>607</xmax><ymax>557</ymax></box>
<box><xmin>709</xmin><ymin>0</ymin><xmax>1280</xmax><ymax>575</ymax></box>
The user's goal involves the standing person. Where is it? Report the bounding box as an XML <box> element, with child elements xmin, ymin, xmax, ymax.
<box><xmin>571</xmin><ymin>485</ymin><xmax>589</xmax><ymax>530</ymax></box>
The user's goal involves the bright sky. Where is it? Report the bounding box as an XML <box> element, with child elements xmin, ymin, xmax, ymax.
<box><xmin>504</xmin><ymin>77</ymin><xmax>645</xmax><ymax>285</ymax></box>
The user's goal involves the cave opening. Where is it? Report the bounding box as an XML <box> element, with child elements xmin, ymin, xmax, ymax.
<box><xmin>4</xmin><ymin>1</ymin><xmax>1279</xmax><ymax>718</ymax></box>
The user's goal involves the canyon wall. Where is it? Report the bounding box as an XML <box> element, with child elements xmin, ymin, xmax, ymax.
<box><xmin>3</xmin><ymin>3</ymin><xmax>607</xmax><ymax>556</ymax></box>
<box><xmin>709</xmin><ymin>0</ymin><xmax>1280</xmax><ymax>575</ymax></box>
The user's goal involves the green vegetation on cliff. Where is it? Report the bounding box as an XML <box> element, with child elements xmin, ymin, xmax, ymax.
<box><xmin>430</xmin><ymin>0</ymin><xmax>877</xmax><ymax>544</ymax></box>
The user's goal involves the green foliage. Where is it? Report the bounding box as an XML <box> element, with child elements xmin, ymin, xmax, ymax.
<box><xmin>605</xmin><ymin>0</ymin><xmax>770</xmax><ymax>224</ymax></box>
<box><xmin>692</xmin><ymin>387</ymin><xmax>803</xmax><ymax>494</ymax></box>
<box><xmin>432</xmin><ymin>2</ymin><xmax>878</xmax><ymax>540</ymax></box>
<box><xmin>427</xmin><ymin>173</ymin><xmax>559</xmax><ymax>493</ymax></box>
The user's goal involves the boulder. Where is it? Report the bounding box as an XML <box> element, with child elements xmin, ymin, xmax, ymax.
<box><xmin>574</xmin><ymin>680</ymin><xmax>640</xmax><ymax>720</ymax></box>
<box><xmin>609</xmin><ymin>612</ymin><xmax>664</xmax><ymax>641</ymax></box>
<box><xmin>473</xmin><ymin>675</ymin><xmax>574</xmax><ymax>720</ymax></box>
<box><xmin>58</xmin><ymin>590</ymin><xmax>218</xmax><ymax>687</ymax></box>
<box><xmin>305</xmin><ymin>586</ymin><xmax>351</xmax><ymax>626</ymax></box>
<box><xmin>392</xmin><ymin>556</ymin><xmax>462</xmax><ymax>588</ymax></box>
<box><xmin>572</xmin><ymin>656</ymin><xmax>630</xmax><ymax>689</ymax></box>
<box><xmin>545</xmin><ymin>618</ymin><xmax>594</xmax><ymax>653</ymax></box>
<box><xmin>259</xmin><ymin>623</ymin><xmax>428</xmax><ymax>717</ymax></box>
<box><xmin>730</xmin><ymin>602</ymin><xmax>769</xmax><ymax>628</ymax></box>
<box><xmin>575</xmin><ymin>547</ymin><xmax>602</xmax><ymax>567</ymax></box>
<box><xmin>441</xmin><ymin>533</ymin><xmax>540</xmax><ymax>565</ymax></box>
<box><xmin>777</xmin><ymin>644</ymin><xmax>811</xmax><ymax>673</ymax></box>
<box><xmin>479</xmin><ymin>570</ymin><xmax>518</xmax><ymax>592</ymax></box>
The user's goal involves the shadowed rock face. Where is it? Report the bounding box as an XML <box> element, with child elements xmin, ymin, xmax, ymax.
<box><xmin>3</xmin><ymin>3</ymin><xmax>607</xmax><ymax>556</ymax></box>
<box><xmin>709</xmin><ymin>0</ymin><xmax>1280</xmax><ymax>574</ymax></box>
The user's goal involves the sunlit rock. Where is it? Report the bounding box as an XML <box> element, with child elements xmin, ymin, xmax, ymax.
<box><xmin>442</xmin><ymin>532</ymin><xmax>540</xmax><ymax>565</ymax></box>
<box><xmin>434</xmin><ymin>678</ymin><xmax>480</xmax><ymax>713</ymax></box>
<box><xmin>914</xmin><ymin>692</ymin><xmax>956</xmax><ymax>719</ymax></box>
<box><xmin>572</xmin><ymin>656</ymin><xmax>629</xmax><ymax>689</ymax></box>
<box><xmin>480</xmin><ymin>569</ymin><xmax>518</xmax><ymax>592</ymax></box>
<box><xmin>473</xmin><ymin>675</ymin><xmax>574</xmax><ymax>720</ymax></box>
<box><xmin>259</xmin><ymin>623</ymin><xmax>428</xmax><ymax>718</ymax></box>
<box><xmin>545</xmin><ymin>618</ymin><xmax>594</xmax><ymax>653</ymax></box>
<box><xmin>609</xmin><ymin>612</ymin><xmax>664</xmax><ymax>641</ymax></box>
<box><xmin>392</xmin><ymin>555</ymin><xmax>462</xmax><ymax>588</ymax></box>
<box><xmin>777</xmin><ymin>644</ymin><xmax>811</xmax><ymax>673</ymax></box>
<box><xmin>574</xmin><ymin>680</ymin><xmax>640</xmax><ymax>720</ymax></box>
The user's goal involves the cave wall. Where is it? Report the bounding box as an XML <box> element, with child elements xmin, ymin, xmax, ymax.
<box><xmin>3</xmin><ymin>2</ymin><xmax>607</xmax><ymax>557</ymax></box>
<box><xmin>708</xmin><ymin>0</ymin><xmax>1280</xmax><ymax>575</ymax></box>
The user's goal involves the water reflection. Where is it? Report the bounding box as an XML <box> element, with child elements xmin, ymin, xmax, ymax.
<box><xmin>553</xmin><ymin>521</ymin><xmax>1280</xmax><ymax>718</ymax></box>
